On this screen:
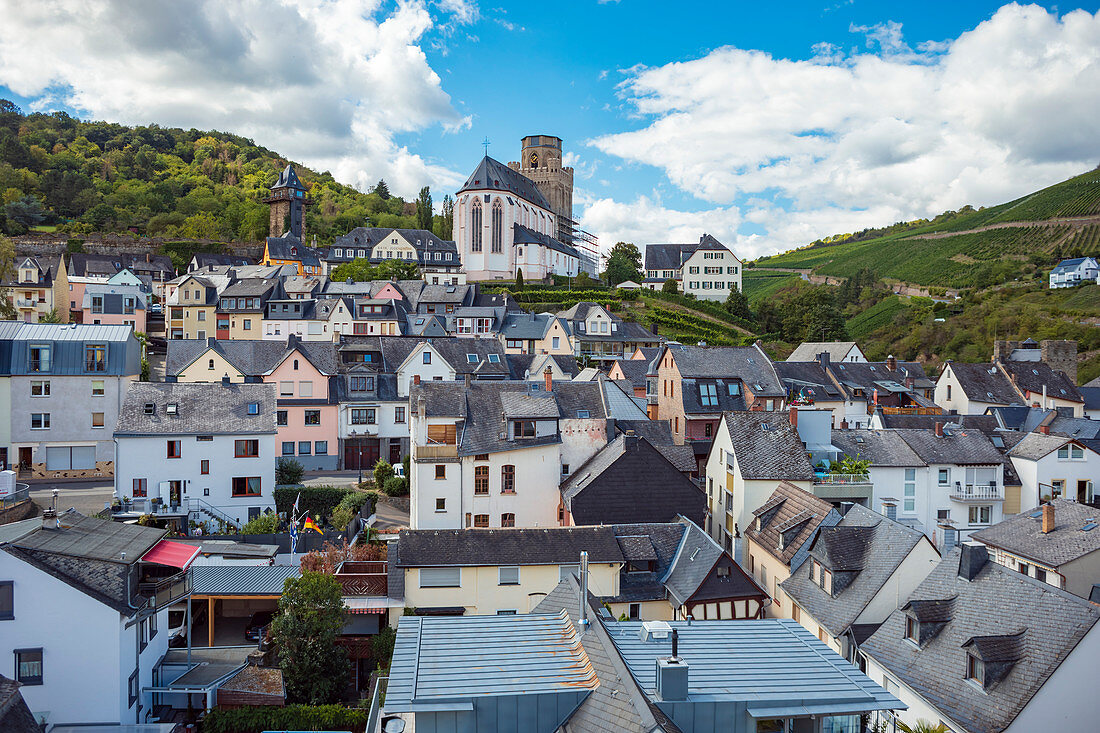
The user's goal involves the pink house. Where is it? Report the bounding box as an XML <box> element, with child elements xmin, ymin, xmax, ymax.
<box><xmin>263</xmin><ymin>344</ymin><xmax>340</xmax><ymax>471</ymax></box>
<box><xmin>81</xmin><ymin>283</ymin><xmax>147</xmax><ymax>332</ymax></box>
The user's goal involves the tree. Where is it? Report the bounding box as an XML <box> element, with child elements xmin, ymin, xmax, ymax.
<box><xmin>0</xmin><ymin>236</ymin><xmax>16</xmax><ymax>319</ymax></box>
<box><xmin>439</xmin><ymin>194</ymin><xmax>454</xmax><ymax>239</ymax></box>
<box><xmin>276</xmin><ymin>457</ymin><xmax>304</xmax><ymax>486</ymax></box>
<box><xmin>242</xmin><ymin>511</ymin><xmax>280</xmax><ymax>534</ymax></box>
<box><xmin>271</xmin><ymin>572</ymin><xmax>350</xmax><ymax>704</ymax></box>
<box><xmin>39</xmin><ymin>308</ymin><xmax>62</xmax><ymax>323</ymax></box>
<box><xmin>415</xmin><ymin>186</ymin><xmax>432</xmax><ymax>230</ymax></box>
<box><xmin>332</xmin><ymin>257</ymin><xmax>418</xmax><ymax>282</ymax></box>
<box><xmin>723</xmin><ymin>288</ymin><xmax>752</xmax><ymax>320</ymax></box>
<box><xmin>661</xmin><ymin>277</ymin><xmax>679</xmax><ymax>294</ymax></box>
<box><xmin>604</xmin><ymin>241</ymin><xmax>642</xmax><ymax>286</ymax></box>
<box><xmin>372</xmin><ymin>179</ymin><xmax>391</xmax><ymax>200</ymax></box>
<box><xmin>4</xmin><ymin>195</ymin><xmax>45</xmax><ymax>230</ymax></box>
<box><xmin>373</xmin><ymin>458</ymin><xmax>394</xmax><ymax>488</ymax></box>
<box><xmin>515</xmin><ymin>268</ymin><xmax>524</xmax><ymax>290</ymax></box>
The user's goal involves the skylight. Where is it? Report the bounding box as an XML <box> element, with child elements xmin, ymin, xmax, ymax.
<box><xmin>487</xmin><ymin>354</ymin><xmax>500</xmax><ymax>363</ymax></box>
<box><xmin>467</xmin><ymin>354</ymin><xmax>478</xmax><ymax>363</ymax></box>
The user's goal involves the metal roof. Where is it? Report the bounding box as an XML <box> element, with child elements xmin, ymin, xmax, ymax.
<box><xmin>4</xmin><ymin>322</ymin><xmax>135</xmax><ymax>342</ymax></box>
<box><xmin>191</xmin><ymin>564</ymin><xmax>300</xmax><ymax>595</ymax></box>
<box><xmin>386</xmin><ymin>610</ymin><xmax>598</xmax><ymax>712</ymax></box>
<box><xmin>609</xmin><ymin>618</ymin><xmax>902</xmax><ymax>718</ymax></box>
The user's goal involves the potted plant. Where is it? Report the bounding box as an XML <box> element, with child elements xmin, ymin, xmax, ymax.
<box><xmin>110</xmin><ymin>498</ymin><xmax>122</xmax><ymax>513</ymax></box>
<box><xmin>150</xmin><ymin>497</ymin><xmax>163</xmax><ymax>512</ymax></box>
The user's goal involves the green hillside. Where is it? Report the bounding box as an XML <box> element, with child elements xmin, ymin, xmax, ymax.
<box><xmin>756</xmin><ymin>168</ymin><xmax>1100</xmax><ymax>290</ymax></box>
<box><xmin>0</xmin><ymin>100</ymin><xmax>448</xmax><ymax>244</ymax></box>
<box><xmin>743</xmin><ymin>269</ymin><xmax>800</xmax><ymax>305</ymax></box>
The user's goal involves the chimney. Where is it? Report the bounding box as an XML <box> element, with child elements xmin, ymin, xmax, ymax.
<box><xmin>655</xmin><ymin>637</ymin><xmax>689</xmax><ymax>701</ymax></box>
<box><xmin>1039</xmin><ymin>425</ymin><xmax>1050</xmax><ymax>435</ymax></box>
<box><xmin>817</xmin><ymin>352</ymin><xmax>830</xmax><ymax>369</ymax></box>
<box><xmin>940</xmin><ymin>524</ymin><xmax>957</xmax><ymax>553</ymax></box>
<box><xmin>416</xmin><ymin>394</ymin><xmax>426</xmax><ymax>420</ymax></box>
<box><xmin>413</xmin><ymin>374</ymin><xmax>421</xmax><ymax>386</ymax></box>
<box><xmin>789</xmin><ymin>406</ymin><xmax>798</xmax><ymax>428</ymax></box>
<box><xmin>221</xmin><ymin>375</ymin><xmax>230</xmax><ymax>385</ymax></box>
<box><xmin>145</xmin><ymin>252</ymin><xmax>151</xmax><ymax>263</ymax></box>
<box><xmin>934</xmin><ymin>422</ymin><xmax>944</xmax><ymax>437</ymax></box>
<box><xmin>1042</xmin><ymin>503</ymin><xmax>1055</xmax><ymax>533</ymax></box>
<box><xmin>839</xmin><ymin>419</ymin><xmax>849</xmax><ymax>430</ymax></box>
<box><xmin>958</xmin><ymin>544</ymin><xmax>988</xmax><ymax>581</ymax></box>
<box><xmin>886</xmin><ymin>354</ymin><xmax>897</xmax><ymax>371</ymax></box>
<box><xmin>881</xmin><ymin>499</ymin><xmax>897</xmax><ymax>522</ymax></box>
<box><xmin>464</xmin><ymin>372</ymin><xmax>472</xmax><ymax>387</ymax></box>
<box><xmin>544</xmin><ymin>366</ymin><xmax>553</xmax><ymax>393</ymax></box>
<box><xmin>578</xmin><ymin>551</ymin><xmax>589</xmax><ymax>631</ymax></box>
<box><xmin>651</xmin><ymin>322</ymin><xmax>658</xmax><ymax>336</ymax></box>
<box><xmin>41</xmin><ymin>507</ymin><xmax>58</xmax><ymax>530</ymax></box>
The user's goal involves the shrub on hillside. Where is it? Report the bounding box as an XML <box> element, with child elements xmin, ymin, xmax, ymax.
<box><xmin>383</xmin><ymin>476</ymin><xmax>408</xmax><ymax>496</ymax></box>
<box><xmin>200</xmin><ymin>704</ymin><xmax>368</xmax><ymax>733</ymax></box>
<box><xmin>373</xmin><ymin>459</ymin><xmax>394</xmax><ymax>488</ymax></box>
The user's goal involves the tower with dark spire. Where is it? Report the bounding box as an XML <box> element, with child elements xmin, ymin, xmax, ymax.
<box><xmin>263</xmin><ymin>164</ymin><xmax>311</xmax><ymax>240</ymax></box>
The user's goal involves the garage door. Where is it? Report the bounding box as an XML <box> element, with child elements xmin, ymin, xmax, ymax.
<box><xmin>44</xmin><ymin>446</ymin><xmax>97</xmax><ymax>470</ymax></box>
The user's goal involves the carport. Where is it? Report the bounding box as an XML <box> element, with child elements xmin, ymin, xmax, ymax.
<box><xmin>190</xmin><ymin>565</ymin><xmax>300</xmax><ymax>647</ymax></box>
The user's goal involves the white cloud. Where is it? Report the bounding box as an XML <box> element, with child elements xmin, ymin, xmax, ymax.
<box><xmin>588</xmin><ymin>4</ymin><xmax>1100</xmax><ymax>256</ymax></box>
<box><xmin>0</xmin><ymin>0</ymin><xmax>470</xmax><ymax>196</ymax></box>
<box><xmin>578</xmin><ymin>194</ymin><xmax>752</xmax><ymax>257</ymax></box>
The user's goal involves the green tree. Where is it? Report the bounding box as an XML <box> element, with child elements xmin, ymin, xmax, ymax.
<box><xmin>515</xmin><ymin>268</ymin><xmax>524</xmax><ymax>290</ymax></box>
<box><xmin>661</xmin><ymin>277</ymin><xmax>679</xmax><ymax>294</ymax></box>
<box><xmin>276</xmin><ymin>457</ymin><xmax>304</xmax><ymax>486</ymax></box>
<box><xmin>4</xmin><ymin>195</ymin><xmax>45</xmax><ymax>230</ymax></box>
<box><xmin>242</xmin><ymin>511</ymin><xmax>280</xmax><ymax>534</ymax></box>
<box><xmin>415</xmin><ymin>186</ymin><xmax>432</xmax><ymax>230</ymax></box>
<box><xmin>724</xmin><ymin>288</ymin><xmax>752</xmax><ymax>320</ymax></box>
<box><xmin>332</xmin><ymin>257</ymin><xmax>418</xmax><ymax>282</ymax></box>
<box><xmin>0</xmin><ymin>236</ymin><xmax>17</xmax><ymax>319</ymax></box>
<box><xmin>439</xmin><ymin>194</ymin><xmax>454</xmax><ymax>239</ymax></box>
<box><xmin>372</xmin><ymin>179</ymin><xmax>391</xmax><ymax>200</ymax></box>
<box><xmin>604</xmin><ymin>241</ymin><xmax>642</xmax><ymax>286</ymax></box>
<box><xmin>271</xmin><ymin>572</ymin><xmax>350</xmax><ymax>704</ymax></box>
<box><xmin>373</xmin><ymin>458</ymin><xmax>394</xmax><ymax>488</ymax></box>
<box><xmin>39</xmin><ymin>308</ymin><xmax>62</xmax><ymax>323</ymax></box>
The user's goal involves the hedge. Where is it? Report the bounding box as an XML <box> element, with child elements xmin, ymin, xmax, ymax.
<box><xmin>201</xmin><ymin>704</ymin><xmax>369</xmax><ymax>733</ymax></box>
<box><xmin>274</xmin><ymin>486</ymin><xmax>355</xmax><ymax>519</ymax></box>
<box><xmin>641</xmin><ymin>289</ymin><xmax>754</xmax><ymax>330</ymax></box>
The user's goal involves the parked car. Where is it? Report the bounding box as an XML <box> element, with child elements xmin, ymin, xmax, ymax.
<box><xmin>149</xmin><ymin>303</ymin><xmax>163</xmax><ymax>314</ymax></box>
<box><xmin>245</xmin><ymin>610</ymin><xmax>276</xmax><ymax>641</ymax></box>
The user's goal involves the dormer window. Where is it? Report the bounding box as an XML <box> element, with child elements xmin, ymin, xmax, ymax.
<box><xmin>513</xmin><ymin>420</ymin><xmax>536</xmax><ymax>438</ymax></box>
<box><xmin>905</xmin><ymin>616</ymin><xmax>919</xmax><ymax>643</ymax></box>
<box><xmin>727</xmin><ymin>382</ymin><xmax>741</xmax><ymax>396</ymax></box>
<box><xmin>966</xmin><ymin>653</ymin><xmax>985</xmax><ymax>686</ymax></box>
<box><xmin>166</xmin><ymin>403</ymin><xmax>178</xmax><ymax>416</ymax></box>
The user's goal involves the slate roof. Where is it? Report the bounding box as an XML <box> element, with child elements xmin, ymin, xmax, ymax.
<box><xmin>614</xmin><ymin>420</ymin><xmax>697</xmax><ymax>472</ymax></box>
<box><xmin>533</xmin><ymin>576</ymin><xmax>679</xmax><ymax>733</ymax></box>
<box><xmin>1079</xmin><ymin>386</ymin><xmax>1100</xmax><ymax>412</ymax></box>
<box><xmin>2</xmin><ymin>511</ymin><xmax>165</xmax><ymax>613</ymax></box>
<box><xmin>265</xmin><ymin>236</ymin><xmax>322</xmax><ymax>268</ymax></box>
<box><xmin>1000</xmin><ymin>360</ymin><xmax>1082</xmax><ymax>403</ymax></box>
<box><xmin>774</xmin><ymin>361</ymin><xmax>844</xmax><ymax>400</ymax></box>
<box><xmin>270</xmin><ymin>163</ymin><xmax>306</xmax><ymax>191</ymax></box>
<box><xmin>667</xmin><ymin>344</ymin><xmax>784</xmax><ymax>397</ymax></box>
<box><xmin>167</xmin><ymin>338</ymin><xmax>283</xmax><ymax>375</ymax></box>
<box><xmin>786</xmin><ymin>341</ymin><xmax>862</xmax><ymax>362</ymax></box>
<box><xmin>191</xmin><ymin>253</ymin><xmax>254</xmax><ymax>269</ymax></box>
<box><xmin>512</xmin><ymin>222</ymin><xmax>579</xmax><ymax>257</ymax></box>
<box><xmin>1005</xmin><ymin>432</ymin><xmax>1078</xmax><ymax>461</ymax></box>
<box><xmin>458</xmin><ymin>155</ymin><xmax>552</xmax><ymax>210</ymax></box>
<box><xmin>610</xmin><ymin>358</ymin><xmax>650</xmax><ymax>391</ymax></box>
<box><xmin>970</xmin><ymin>499</ymin><xmax>1100</xmax><ymax>567</ymax></box>
<box><xmin>744</xmin><ymin>481</ymin><xmax>842</xmax><ymax>569</ymax></box>
<box><xmin>561</xmin><ymin>436</ymin><xmax>706</xmax><ymax>526</ymax></box>
<box><xmin>506</xmin><ymin>352</ymin><xmax>581</xmax><ymax>380</ymax></box>
<box><xmin>946</xmin><ymin>362</ymin><xmax>1021</xmax><ymax>405</ymax></box>
<box><xmin>420</xmin><ymin>337</ymin><xmax>509</xmax><ymax>376</ymax></box>
<box><xmin>661</xmin><ymin>519</ymin><xmax>761</xmax><ymax>606</ymax></box>
<box><xmin>115</xmin><ymin>382</ymin><xmax>277</xmax><ymax>435</ymax></box>
<box><xmin>780</xmin><ymin>504</ymin><xmax>927</xmax><ymax>639</ymax></box>
<box><xmin>828</xmin><ymin>360</ymin><xmax>935</xmax><ymax>395</ymax></box>
<box><xmin>68</xmin><ymin>251</ymin><xmax>176</xmax><ymax>277</ymax></box>
<box><xmin>877</xmin><ymin>413</ymin><xmax>1000</xmax><ymax>434</ymax></box>
<box><xmin>831</xmin><ymin>429</ymin><xmax>924</xmax><ymax>466</ymax></box>
<box><xmin>0</xmin><ymin>674</ymin><xmax>39</xmax><ymax>733</ymax></box>
<box><xmin>861</xmin><ymin>547</ymin><xmax>1100</xmax><ymax>733</ymax></box>
<box><xmin>606</xmin><ymin>522</ymin><xmax>696</xmax><ymax>604</ymax></box>
<box><xmin>643</xmin><ymin>235</ymin><xmax>736</xmax><ymax>271</ymax></box>
<box><xmin>395</xmin><ymin>526</ymin><xmax>625</xmax><ymax>567</ymax></box>
<box><xmin>896</xmin><ymin>429</ymin><xmax>1005</xmax><ymax>465</ymax></box>
<box><xmin>722</xmin><ymin>412</ymin><xmax>815</xmax><ymax>481</ymax></box>
<box><xmin>499</xmin><ymin>311</ymin><xmax>554</xmax><ymax>339</ymax></box>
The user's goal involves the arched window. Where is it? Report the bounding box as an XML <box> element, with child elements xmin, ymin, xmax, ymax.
<box><xmin>501</xmin><ymin>465</ymin><xmax>515</xmax><ymax>494</ymax></box>
<box><xmin>208</xmin><ymin>358</ymin><xmax>214</xmax><ymax>370</ymax></box>
<box><xmin>293</xmin><ymin>359</ymin><xmax>299</xmax><ymax>370</ymax></box>
<box><xmin>491</xmin><ymin>199</ymin><xmax>503</xmax><ymax>253</ymax></box>
<box><xmin>471</xmin><ymin>199</ymin><xmax>482</xmax><ymax>253</ymax></box>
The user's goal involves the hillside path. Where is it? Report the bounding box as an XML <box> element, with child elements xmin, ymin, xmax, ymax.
<box><xmin>909</xmin><ymin>215</ymin><xmax>1100</xmax><ymax>240</ymax></box>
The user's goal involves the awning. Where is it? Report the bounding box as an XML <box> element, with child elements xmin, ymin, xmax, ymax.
<box><xmin>344</xmin><ymin>597</ymin><xmax>389</xmax><ymax>614</ymax></box>
<box><xmin>142</xmin><ymin>539</ymin><xmax>201</xmax><ymax>570</ymax></box>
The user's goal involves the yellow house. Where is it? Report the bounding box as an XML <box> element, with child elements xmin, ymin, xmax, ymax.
<box><xmin>742</xmin><ymin>481</ymin><xmax>842</xmax><ymax>618</ymax></box>
<box><xmin>262</xmin><ymin>236</ymin><xmax>323</xmax><ymax>276</ymax></box>
<box><xmin>6</xmin><ymin>255</ymin><xmax>69</xmax><ymax>323</ymax></box>
<box><xmin>395</xmin><ymin>521</ymin><xmax>768</xmax><ymax>622</ymax></box>
<box><xmin>165</xmin><ymin>274</ymin><xmax>217</xmax><ymax>340</ymax></box>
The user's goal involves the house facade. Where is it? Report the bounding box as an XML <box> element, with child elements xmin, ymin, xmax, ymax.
<box><xmin>80</xmin><ymin>283</ymin><xmax>146</xmax><ymax>331</ymax></box>
<box><xmin>1007</xmin><ymin>431</ymin><xmax>1099</xmax><ymax>506</ymax></box>
<box><xmin>326</xmin><ymin>227</ymin><xmax>463</xmax><ymax>284</ymax></box>
<box><xmin>1049</xmin><ymin>256</ymin><xmax>1099</xmax><ymax>287</ymax></box>
<box><xmin>642</xmin><ymin>234</ymin><xmax>742</xmax><ymax>301</ymax></box>
<box><xmin>4</xmin><ymin>256</ymin><xmax>69</xmax><ymax>323</ymax></box>
<box><xmin>114</xmin><ymin>382</ymin><xmax>278</xmax><ymax>528</ymax></box>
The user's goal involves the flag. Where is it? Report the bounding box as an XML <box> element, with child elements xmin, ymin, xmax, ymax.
<box><xmin>303</xmin><ymin>516</ymin><xmax>323</xmax><ymax>534</ymax></box>
<box><xmin>292</xmin><ymin>492</ymin><xmax>300</xmax><ymax>514</ymax></box>
<box><xmin>289</xmin><ymin>519</ymin><xmax>299</xmax><ymax>555</ymax></box>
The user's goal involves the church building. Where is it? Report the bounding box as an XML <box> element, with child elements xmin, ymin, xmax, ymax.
<box><xmin>455</xmin><ymin>142</ymin><xmax>581</xmax><ymax>281</ymax></box>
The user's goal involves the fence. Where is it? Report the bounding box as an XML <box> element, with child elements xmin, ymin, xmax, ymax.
<box><xmin>1</xmin><ymin>486</ymin><xmax>30</xmax><ymax>508</ymax></box>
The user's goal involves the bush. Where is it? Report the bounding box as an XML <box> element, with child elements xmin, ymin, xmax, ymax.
<box><xmin>371</xmin><ymin>626</ymin><xmax>398</xmax><ymax>670</ymax></box>
<box><xmin>402</xmin><ymin>453</ymin><xmax>410</xmax><ymax>480</ymax></box>
<box><xmin>201</xmin><ymin>704</ymin><xmax>368</xmax><ymax>733</ymax></box>
<box><xmin>383</xmin><ymin>476</ymin><xmax>408</xmax><ymax>496</ymax></box>
<box><xmin>330</xmin><ymin>491</ymin><xmax>373</xmax><ymax>532</ymax></box>
<box><xmin>275</xmin><ymin>457</ymin><xmax>304</xmax><ymax>486</ymax></box>
<box><xmin>661</xmin><ymin>278</ymin><xmax>679</xmax><ymax>294</ymax></box>
<box><xmin>373</xmin><ymin>459</ymin><xmax>394</xmax><ymax>488</ymax></box>
<box><xmin>241</xmin><ymin>512</ymin><xmax>280</xmax><ymax>534</ymax></box>
<box><xmin>274</xmin><ymin>485</ymin><xmax>354</xmax><ymax>519</ymax></box>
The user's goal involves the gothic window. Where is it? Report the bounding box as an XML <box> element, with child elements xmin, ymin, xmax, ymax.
<box><xmin>471</xmin><ymin>199</ymin><xmax>483</xmax><ymax>253</ymax></box>
<box><xmin>491</xmin><ymin>199</ymin><xmax>503</xmax><ymax>253</ymax></box>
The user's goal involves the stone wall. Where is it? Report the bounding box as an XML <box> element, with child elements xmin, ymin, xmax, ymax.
<box><xmin>10</xmin><ymin>232</ymin><xmax>263</xmax><ymax>260</ymax></box>
<box><xmin>0</xmin><ymin>499</ymin><xmax>36</xmax><ymax>526</ymax></box>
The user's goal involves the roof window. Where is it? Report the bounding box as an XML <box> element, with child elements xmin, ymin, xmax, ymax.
<box><xmin>467</xmin><ymin>354</ymin><xmax>478</xmax><ymax>363</ymax></box>
<box><xmin>143</xmin><ymin>403</ymin><xmax>155</xmax><ymax>415</ymax></box>
<box><xmin>166</xmin><ymin>403</ymin><xmax>178</xmax><ymax>416</ymax></box>
<box><xmin>577</xmin><ymin>410</ymin><xmax>590</xmax><ymax>418</ymax></box>
<box><xmin>488</xmin><ymin>354</ymin><xmax>500</xmax><ymax>363</ymax></box>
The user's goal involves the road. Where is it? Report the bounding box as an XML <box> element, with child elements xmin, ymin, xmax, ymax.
<box><xmin>29</xmin><ymin>479</ymin><xmax>114</xmax><ymax>516</ymax></box>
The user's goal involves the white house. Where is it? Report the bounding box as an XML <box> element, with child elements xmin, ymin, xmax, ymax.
<box><xmin>861</xmin><ymin>544</ymin><xmax>1100</xmax><ymax>733</ymax></box>
<box><xmin>454</xmin><ymin>156</ymin><xmax>579</xmax><ymax>281</ymax></box>
<box><xmin>114</xmin><ymin>382</ymin><xmax>279</xmax><ymax>529</ymax></box>
<box><xmin>1049</xmin><ymin>256</ymin><xmax>1099</xmax><ymax>288</ymax></box>
<box><xmin>786</xmin><ymin>341</ymin><xmax>868</xmax><ymax>363</ymax></box>
<box><xmin>642</xmin><ymin>234</ymin><xmax>742</xmax><ymax>301</ymax></box>
<box><xmin>1007</xmin><ymin>431</ymin><xmax>1099</xmax><ymax>506</ymax></box>
<box><xmin>0</xmin><ymin>512</ymin><xmax>195</xmax><ymax>728</ymax></box>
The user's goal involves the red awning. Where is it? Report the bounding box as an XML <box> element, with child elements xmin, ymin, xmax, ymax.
<box><xmin>142</xmin><ymin>540</ymin><xmax>200</xmax><ymax>570</ymax></box>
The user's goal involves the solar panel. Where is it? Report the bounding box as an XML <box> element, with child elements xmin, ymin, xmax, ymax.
<box><xmin>1083</xmin><ymin>522</ymin><xmax>1098</xmax><ymax>532</ymax></box>
<box><xmin>1029</xmin><ymin>511</ymin><xmax>1043</xmax><ymax>518</ymax></box>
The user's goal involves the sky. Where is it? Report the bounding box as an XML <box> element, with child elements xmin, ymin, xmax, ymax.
<box><xmin>0</xmin><ymin>0</ymin><xmax>1099</xmax><ymax>260</ymax></box>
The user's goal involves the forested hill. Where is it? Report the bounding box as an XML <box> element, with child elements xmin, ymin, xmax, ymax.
<box><xmin>0</xmin><ymin>100</ymin><xmax>448</xmax><ymax>244</ymax></box>
<box><xmin>755</xmin><ymin>167</ymin><xmax>1100</xmax><ymax>291</ymax></box>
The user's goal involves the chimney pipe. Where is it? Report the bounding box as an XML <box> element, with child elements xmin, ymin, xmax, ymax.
<box><xmin>544</xmin><ymin>366</ymin><xmax>553</xmax><ymax>393</ymax></box>
<box><xmin>671</xmin><ymin>629</ymin><xmax>679</xmax><ymax>661</ymax></box>
<box><xmin>839</xmin><ymin>420</ymin><xmax>849</xmax><ymax>430</ymax></box>
<box><xmin>578</xmin><ymin>551</ymin><xmax>589</xmax><ymax>631</ymax></box>
<box><xmin>1042</xmin><ymin>503</ymin><xmax>1055</xmax><ymax>533</ymax></box>
<box><xmin>413</xmin><ymin>374</ymin><xmax>420</xmax><ymax>386</ymax></box>
<box><xmin>935</xmin><ymin>422</ymin><xmax>943</xmax><ymax>437</ymax></box>
<box><xmin>1039</xmin><ymin>425</ymin><xmax>1050</xmax><ymax>435</ymax></box>
<box><xmin>789</xmin><ymin>406</ymin><xmax>798</xmax><ymax>428</ymax></box>
<box><xmin>886</xmin><ymin>354</ymin><xmax>897</xmax><ymax>371</ymax></box>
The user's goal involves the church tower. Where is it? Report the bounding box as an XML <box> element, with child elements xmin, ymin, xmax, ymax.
<box><xmin>509</xmin><ymin>136</ymin><xmax>574</xmax><ymax>243</ymax></box>
<box><xmin>263</xmin><ymin>164</ymin><xmax>311</xmax><ymax>240</ymax></box>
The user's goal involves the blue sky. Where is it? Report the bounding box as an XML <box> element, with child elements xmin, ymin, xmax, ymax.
<box><xmin>1</xmin><ymin>1</ymin><xmax>1099</xmax><ymax>257</ymax></box>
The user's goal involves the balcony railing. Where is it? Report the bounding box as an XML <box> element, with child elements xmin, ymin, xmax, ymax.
<box><xmin>814</xmin><ymin>473</ymin><xmax>872</xmax><ymax>485</ymax></box>
<box><xmin>336</xmin><ymin>635</ymin><xmax>374</xmax><ymax>658</ymax></box>
<box><xmin>138</xmin><ymin>571</ymin><xmax>191</xmax><ymax>608</ymax></box>
<box><xmin>415</xmin><ymin>443</ymin><xmax>457</xmax><ymax>459</ymax></box>
<box><xmin>950</xmin><ymin>484</ymin><xmax>1004</xmax><ymax>501</ymax></box>
<box><xmin>15</xmin><ymin>298</ymin><xmax>38</xmax><ymax>308</ymax></box>
<box><xmin>335</xmin><ymin>561</ymin><xmax>387</xmax><ymax>596</ymax></box>
<box><xmin>1</xmin><ymin>485</ymin><xmax>30</xmax><ymax>508</ymax></box>
<box><xmin>367</xmin><ymin>676</ymin><xmax>389</xmax><ymax>733</ymax></box>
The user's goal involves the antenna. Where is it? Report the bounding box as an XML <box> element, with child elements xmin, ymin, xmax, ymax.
<box><xmin>482</xmin><ymin>137</ymin><xmax>491</xmax><ymax>155</ymax></box>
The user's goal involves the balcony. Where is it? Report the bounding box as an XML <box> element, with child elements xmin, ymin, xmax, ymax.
<box><xmin>813</xmin><ymin>473</ymin><xmax>873</xmax><ymax>502</ymax></box>
<box><xmin>950</xmin><ymin>484</ymin><xmax>1004</xmax><ymax>502</ymax></box>
<box><xmin>415</xmin><ymin>443</ymin><xmax>457</xmax><ymax>459</ymax></box>
<box><xmin>138</xmin><ymin>570</ymin><xmax>191</xmax><ymax>608</ymax></box>
<box><xmin>15</xmin><ymin>298</ymin><xmax>38</xmax><ymax>309</ymax></box>
<box><xmin>335</xmin><ymin>561</ymin><xmax>388</xmax><ymax>596</ymax></box>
